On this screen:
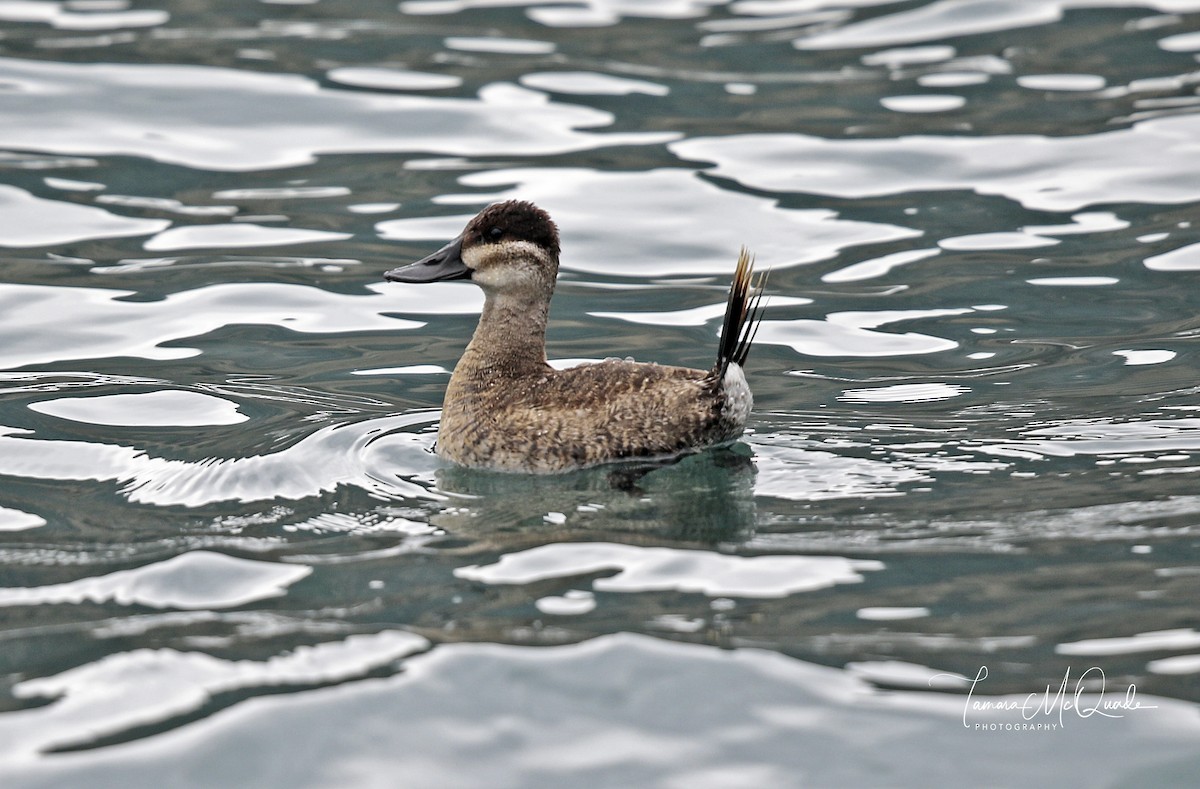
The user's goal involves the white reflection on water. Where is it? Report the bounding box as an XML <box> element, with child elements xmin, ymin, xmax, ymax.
<box><xmin>1113</xmin><ymin>349</ymin><xmax>1177</xmax><ymax>365</ymax></box>
<box><xmin>754</xmin><ymin>307</ymin><xmax>971</xmax><ymax>357</ymax></box>
<box><xmin>879</xmin><ymin>94</ymin><xmax>966</xmax><ymax>113</ymax></box>
<box><xmin>822</xmin><ymin>248</ymin><xmax>940</xmax><ymax>283</ymax></box>
<box><xmin>1057</xmin><ymin>628</ymin><xmax>1200</xmax><ymax>656</ymax></box>
<box><xmin>0</xmin><ymin>411</ymin><xmax>441</xmax><ymax>506</ymax></box>
<box><xmin>796</xmin><ymin>0</ymin><xmax>1200</xmax><ymax>49</ymax></box>
<box><xmin>1149</xmin><ymin>654</ymin><xmax>1200</xmax><ymax>675</ymax></box>
<box><xmin>859</xmin><ymin>43</ymin><xmax>957</xmax><ymax>67</ymax></box>
<box><xmin>0</xmin><ymin>282</ymin><xmax>463</xmax><ymax>369</ymax></box>
<box><xmin>917</xmin><ymin>71</ymin><xmax>992</xmax><ymax>87</ymax></box>
<box><xmin>401</xmin><ymin>0</ymin><xmax>727</xmax><ymax>25</ymax></box>
<box><xmin>0</xmin><ymin>58</ymin><xmax>675</xmax><ymax>171</ymax></box>
<box><xmin>0</xmin><ymin>505</ymin><xmax>45</xmax><ymax>532</ymax></box>
<box><xmin>856</xmin><ymin>606</ymin><xmax>931</xmax><ymax>620</ymax></box>
<box><xmin>377</xmin><ymin>167</ymin><xmax>919</xmax><ymax>274</ymax></box>
<box><xmin>977</xmin><ymin>417</ymin><xmax>1200</xmax><ymax>460</ymax></box>
<box><xmin>1026</xmin><ymin>276</ymin><xmax>1119</xmax><ymax>286</ymax></box>
<box><xmin>30</xmin><ymin>391</ymin><xmax>248</xmax><ymax>427</ymax></box>
<box><xmin>444</xmin><ymin>35</ymin><xmax>556</xmax><ymax>54</ymax></box>
<box><xmin>3</xmin><ymin>630</ymin><xmax>427</xmax><ymax>758</ymax></box>
<box><xmin>520</xmin><ymin>71</ymin><xmax>669</xmax><ymax>95</ymax></box>
<box><xmin>535</xmin><ymin>589</ymin><xmax>597</xmax><ymax>615</ymax></box>
<box><xmin>592</xmin><ymin>295</ymin><xmax>811</xmax><ymax>327</ymax></box>
<box><xmin>144</xmin><ymin>224</ymin><xmax>353</xmax><ymax>252</ymax></box>
<box><xmin>839</xmin><ymin>382</ymin><xmax>970</xmax><ymax>403</ymax></box>
<box><xmin>672</xmin><ymin>114</ymin><xmax>1200</xmax><ymax>211</ymax></box>
<box><xmin>1159</xmin><ymin>30</ymin><xmax>1200</xmax><ymax>51</ymax></box>
<box><xmin>326</xmin><ymin>67</ymin><xmax>463</xmax><ymax>92</ymax></box>
<box><xmin>0</xmin><ymin>185</ymin><xmax>168</xmax><ymax>247</ymax></box>
<box><xmin>210</xmin><ymin>187</ymin><xmax>351</xmax><ymax>200</ymax></box>
<box><xmin>1017</xmin><ymin>73</ymin><xmax>1107</xmax><ymax>91</ymax></box>
<box><xmin>1145</xmin><ymin>240</ymin><xmax>1200</xmax><ymax>270</ymax></box>
<box><xmin>752</xmin><ymin>448</ymin><xmax>911</xmax><ymax>501</ymax></box>
<box><xmin>939</xmin><ymin>231</ymin><xmax>1057</xmax><ymax>250</ymax></box>
<box><xmin>0</xmin><ymin>551</ymin><xmax>311</xmax><ymax>610</ymax></box>
<box><xmin>0</xmin><ymin>2</ymin><xmax>168</xmax><ymax>30</ymax></box>
<box><xmin>41</xmin><ymin>177</ymin><xmax>105</xmax><ymax>192</ymax></box>
<box><xmin>455</xmin><ymin>542</ymin><xmax>883</xmax><ymax>597</ymax></box>
<box><xmin>7</xmin><ymin>635</ymin><xmax>1198</xmax><ymax>787</ymax></box>
<box><xmin>747</xmin><ymin>494</ymin><xmax>1200</xmax><ymax>553</ymax></box>
<box><xmin>351</xmin><ymin>365</ymin><xmax>450</xmax><ymax>376</ymax></box>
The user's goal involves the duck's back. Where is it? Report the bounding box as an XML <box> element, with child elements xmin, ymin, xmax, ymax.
<box><xmin>437</xmin><ymin>358</ymin><xmax>749</xmax><ymax>473</ymax></box>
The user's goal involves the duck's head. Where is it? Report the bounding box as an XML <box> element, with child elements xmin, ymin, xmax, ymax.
<box><xmin>385</xmin><ymin>200</ymin><xmax>560</xmax><ymax>293</ymax></box>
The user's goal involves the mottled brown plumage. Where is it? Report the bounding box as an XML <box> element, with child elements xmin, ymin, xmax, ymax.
<box><xmin>385</xmin><ymin>200</ymin><xmax>762</xmax><ymax>474</ymax></box>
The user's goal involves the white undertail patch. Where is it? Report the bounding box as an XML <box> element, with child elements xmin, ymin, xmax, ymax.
<box><xmin>720</xmin><ymin>362</ymin><xmax>753</xmax><ymax>427</ymax></box>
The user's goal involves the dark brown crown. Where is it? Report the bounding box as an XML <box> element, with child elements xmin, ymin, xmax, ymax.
<box><xmin>462</xmin><ymin>200</ymin><xmax>560</xmax><ymax>259</ymax></box>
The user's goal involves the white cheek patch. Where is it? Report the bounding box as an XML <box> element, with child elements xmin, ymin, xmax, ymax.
<box><xmin>466</xmin><ymin>240</ymin><xmax>547</xmax><ymax>290</ymax></box>
<box><xmin>473</xmin><ymin>266</ymin><xmax>526</xmax><ymax>289</ymax></box>
<box><xmin>462</xmin><ymin>244</ymin><xmax>486</xmax><ymax>270</ymax></box>
<box><xmin>472</xmin><ymin>267</ymin><xmax>516</xmax><ymax>288</ymax></box>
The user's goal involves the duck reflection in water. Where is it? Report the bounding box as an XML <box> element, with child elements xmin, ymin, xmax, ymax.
<box><xmin>431</xmin><ymin>446</ymin><xmax>758</xmax><ymax>546</ymax></box>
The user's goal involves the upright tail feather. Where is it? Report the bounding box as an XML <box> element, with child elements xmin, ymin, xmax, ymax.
<box><xmin>716</xmin><ymin>247</ymin><xmax>767</xmax><ymax>376</ymax></box>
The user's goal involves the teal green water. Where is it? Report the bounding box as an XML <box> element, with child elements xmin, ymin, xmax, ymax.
<box><xmin>2</xmin><ymin>1</ymin><xmax>1200</xmax><ymax>785</ymax></box>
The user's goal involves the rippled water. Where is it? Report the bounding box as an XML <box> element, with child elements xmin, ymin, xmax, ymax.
<box><xmin>3</xmin><ymin>1</ymin><xmax>1200</xmax><ymax>785</ymax></box>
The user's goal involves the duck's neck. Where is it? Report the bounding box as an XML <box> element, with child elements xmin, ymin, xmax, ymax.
<box><xmin>455</xmin><ymin>288</ymin><xmax>551</xmax><ymax>380</ymax></box>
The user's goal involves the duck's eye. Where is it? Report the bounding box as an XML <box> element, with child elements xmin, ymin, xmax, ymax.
<box><xmin>486</xmin><ymin>226</ymin><xmax>504</xmax><ymax>241</ymax></box>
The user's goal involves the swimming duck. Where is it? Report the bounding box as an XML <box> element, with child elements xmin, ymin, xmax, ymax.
<box><xmin>385</xmin><ymin>200</ymin><xmax>765</xmax><ymax>473</ymax></box>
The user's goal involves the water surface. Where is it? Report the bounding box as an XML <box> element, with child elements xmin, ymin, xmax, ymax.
<box><xmin>2</xmin><ymin>0</ymin><xmax>1200</xmax><ymax>785</ymax></box>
